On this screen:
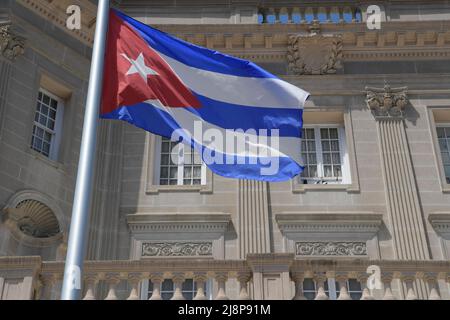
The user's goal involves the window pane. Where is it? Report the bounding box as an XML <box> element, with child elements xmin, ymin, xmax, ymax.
<box><xmin>193</xmin><ymin>166</ymin><xmax>202</xmax><ymax>179</ymax></box>
<box><xmin>308</xmin><ymin>153</ymin><xmax>317</xmax><ymax>164</ymax></box>
<box><xmin>332</xmin><ymin>153</ymin><xmax>341</xmax><ymax>164</ymax></box>
<box><xmin>446</xmin><ymin>127</ymin><xmax>450</xmax><ymax>137</ymax></box>
<box><xmin>329</xmin><ymin>128</ymin><xmax>339</xmax><ymax>139</ymax></box>
<box><xmin>334</xmin><ymin>165</ymin><xmax>342</xmax><ymax>178</ymax></box>
<box><xmin>309</xmin><ymin>165</ymin><xmax>318</xmax><ymax>177</ymax></box>
<box><xmin>323</xmin><ymin>153</ymin><xmax>331</xmax><ymax>164</ymax></box>
<box><xmin>330</xmin><ymin>141</ymin><xmax>340</xmax><ymax>152</ymax></box>
<box><xmin>437</xmin><ymin>127</ymin><xmax>446</xmax><ymax>138</ymax></box>
<box><xmin>320</xmin><ymin>128</ymin><xmax>329</xmax><ymax>139</ymax></box>
<box><xmin>160</xmin><ymin>167</ymin><xmax>169</xmax><ymax>179</ymax></box>
<box><xmin>307</xmin><ymin>141</ymin><xmax>316</xmax><ymax>152</ymax></box>
<box><xmin>442</xmin><ymin>152</ymin><xmax>450</xmax><ymax>164</ymax></box>
<box><xmin>445</xmin><ymin>166</ymin><xmax>450</xmax><ymax>178</ymax></box>
<box><xmin>51</xmin><ymin>99</ymin><xmax>58</xmax><ymax>110</ymax></box>
<box><xmin>41</xmin><ymin>105</ymin><xmax>49</xmax><ymax>116</ymax></box>
<box><xmin>323</xmin><ymin>165</ymin><xmax>333</xmax><ymax>177</ymax></box>
<box><xmin>161</xmin><ymin>141</ymin><xmax>170</xmax><ymax>153</ymax></box>
<box><xmin>184</xmin><ymin>166</ymin><xmax>192</xmax><ymax>179</ymax></box>
<box><xmin>305</xmin><ymin>128</ymin><xmax>315</xmax><ymax>139</ymax></box>
<box><xmin>169</xmin><ymin>167</ymin><xmax>178</xmax><ymax>179</ymax></box>
<box><xmin>321</xmin><ymin>141</ymin><xmax>330</xmax><ymax>151</ymax></box>
<box><xmin>39</xmin><ymin>114</ymin><xmax>47</xmax><ymax>126</ymax></box>
<box><xmin>439</xmin><ymin>139</ymin><xmax>448</xmax><ymax>152</ymax></box>
<box><xmin>43</xmin><ymin>94</ymin><xmax>50</xmax><ymax>105</ymax></box>
<box><xmin>160</xmin><ymin>154</ymin><xmax>170</xmax><ymax>165</ymax></box>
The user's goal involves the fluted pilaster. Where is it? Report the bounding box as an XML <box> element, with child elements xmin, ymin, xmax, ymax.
<box><xmin>238</xmin><ymin>180</ymin><xmax>271</xmax><ymax>259</ymax></box>
<box><xmin>0</xmin><ymin>59</ymin><xmax>12</xmax><ymax>141</ymax></box>
<box><xmin>366</xmin><ymin>85</ymin><xmax>429</xmax><ymax>261</ymax></box>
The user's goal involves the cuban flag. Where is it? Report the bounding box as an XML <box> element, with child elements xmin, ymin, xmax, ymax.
<box><xmin>101</xmin><ymin>9</ymin><xmax>310</xmax><ymax>182</ymax></box>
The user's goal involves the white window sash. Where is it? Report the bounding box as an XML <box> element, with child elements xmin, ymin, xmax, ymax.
<box><xmin>33</xmin><ymin>88</ymin><xmax>64</xmax><ymax>161</ymax></box>
<box><xmin>302</xmin><ymin>125</ymin><xmax>350</xmax><ymax>184</ymax></box>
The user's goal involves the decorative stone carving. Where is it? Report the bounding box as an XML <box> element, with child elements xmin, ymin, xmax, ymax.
<box><xmin>0</xmin><ymin>24</ymin><xmax>25</xmax><ymax>61</ymax></box>
<box><xmin>142</xmin><ymin>242</ymin><xmax>213</xmax><ymax>257</ymax></box>
<box><xmin>365</xmin><ymin>84</ymin><xmax>409</xmax><ymax>118</ymax></box>
<box><xmin>295</xmin><ymin>242</ymin><xmax>367</xmax><ymax>256</ymax></box>
<box><xmin>287</xmin><ymin>23</ymin><xmax>343</xmax><ymax>75</ymax></box>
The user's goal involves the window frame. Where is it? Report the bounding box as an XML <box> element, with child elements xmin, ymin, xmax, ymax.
<box><xmin>145</xmin><ymin>133</ymin><xmax>213</xmax><ymax>194</ymax></box>
<box><xmin>299</xmin><ymin>125</ymin><xmax>350</xmax><ymax>185</ymax></box>
<box><xmin>154</xmin><ymin>137</ymin><xmax>207</xmax><ymax>186</ymax></box>
<box><xmin>436</xmin><ymin>123</ymin><xmax>450</xmax><ymax>185</ymax></box>
<box><xmin>427</xmin><ymin>106</ymin><xmax>450</xmax><ymax>193</ymax></box>
<box><xmin>30</xmin><ymin>88</ymin><xmax>65</xmax><ymax>162</ymax></box>
<box><xmin>292</xmin><ymin>110</ymin><xmax>360</xmax><ymax>193</ymax></box>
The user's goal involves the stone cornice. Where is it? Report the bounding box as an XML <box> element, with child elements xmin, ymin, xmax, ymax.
<box><xmin>16</xmin><ymin>0</ymin><xmax>97</xmax><ymax>45</ymax></box>
<box><xmin>428</xmin><ymin>213</ymin><xmax>450</xmax><ymax>237</ymax></box>
<box><xmin>126</xmin><ymin>212</ymin><xmax>232</xmax><ymax>234</ymax></box>
<box><xmin>276</xmin><ymin>212</ymin><xmax>383</xmax><ymax>236</ymax></box>
<box><xmin>13</xmin><ymin>1</ymin><xmax>450</xmax><ymax>61</ymax></box>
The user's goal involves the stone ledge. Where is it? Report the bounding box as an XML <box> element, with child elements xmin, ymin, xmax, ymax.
<box><xmin>126</xmin><ymin>212</ymin><xmax>232</xmax><ymax>234</ymax></box>
<box><xmin>429</xmin><ymin>213</ymin><xmax>450</xmax><ymax>238</ymax></box>
<box><xmin>275</xmin><ymin>212</ymin><xmax>383</xmax><ymax>241</ymax></box>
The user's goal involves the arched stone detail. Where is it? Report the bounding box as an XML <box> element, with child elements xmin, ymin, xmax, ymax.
<box><xmin>1</xmin><ymin>190</ymin><xmax>65</xmax><ymax>247</ymax></box>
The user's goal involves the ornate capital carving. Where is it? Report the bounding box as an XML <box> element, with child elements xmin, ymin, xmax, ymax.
<box><xmin>0</xmin><ymin>23</ymin><xmax>25</xmax><ymax>61</ymax></box>
<box><xmin>365</xmin><ymin>84</ymin><xmax>409</xmax><ymax>119</ymax></box>
<box><xmin>295</xmin><ymin>241</ymin><xmax>367</xmax><ymax>256</ymax></box>
<box><xmin>287</xmin><ymin>29</ymin><xmax>343</xmax><ymax>75</ymax></box>
<box><xmin>142</xmin><ymin>242</ymin><xmax>213</xmax><ymax>257</ymax></box>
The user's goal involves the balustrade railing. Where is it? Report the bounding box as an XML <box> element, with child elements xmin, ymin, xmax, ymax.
<box><xmin>0</xmin><ymin>255</ymin><xmax>449</xmax><ymax>300</ymax></box>
<box><xmin>258</xmin><ymin>3</ymin><xmax>363</xmax><ymax>24</ymax></box>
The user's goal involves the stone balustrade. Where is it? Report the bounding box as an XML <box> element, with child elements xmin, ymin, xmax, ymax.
<box><xmin>0</xmin><ymin>255</ymin><xmax>449</xmax><ymax>300</ymax></box>
<box><xmin>257</xmin><ymin>2</ymin><xmax>363</xmax><ymax>24</ymax></box>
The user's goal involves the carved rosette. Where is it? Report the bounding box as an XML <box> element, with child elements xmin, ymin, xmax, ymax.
<box><xmin>142</xmin><ymin>242</ymin><xmax>213</xmax><ymax>257</ymax></box>
<box><xmin>0</xmin><ymin>24</ymin><xmax>25</xmax><ymax>61</ymax></box>
<box><xmin>295</xmin><ymin>242</ymin><xmax>367</xmax><ymax>256</ymax></box>
<box><xmin>287</xmin><ymin>29</ymin><xmax>343</xmax><ymax>75</ymax></box>
<box><xmin>365</xmin><ymin>85</ymin><xmax>409</xmax><ymax>119</ymax></box>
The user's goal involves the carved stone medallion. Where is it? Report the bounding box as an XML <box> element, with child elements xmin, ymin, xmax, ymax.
<box><xmin>288</xmin><ymin>25</ymin><xmax>343</xmax><ymax>75</ymax></box>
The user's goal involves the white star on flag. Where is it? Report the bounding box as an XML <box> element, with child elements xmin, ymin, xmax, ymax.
<box><xmin>121</xmin><ymin>53</ymin><xmax>158</xmax><ymax>81</ymax></box>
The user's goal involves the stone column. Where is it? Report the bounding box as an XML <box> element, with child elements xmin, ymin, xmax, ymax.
<box><xmin>366</xmin><ymin>85</ymin><xmax>430</xmax><ymax>261</ymax></box>
<box><xmin>0</xmin><ymin>23</ymin><xmax>25</xmax><ymax>141</ymax></box>
<box><xmin>238</xmin><ymin>180</ymin><xmax>271</xmax><ymax>258</ymax></box>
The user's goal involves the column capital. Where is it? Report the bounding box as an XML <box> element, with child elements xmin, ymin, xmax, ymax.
<box><xmin>365</xmin><ymin>84</ymin><xmax>408</xmax><ymax>120</ymax></box>
<box><xmin>0</xmin><ymin>23</ymin><xmax>25</xmax><ymax>61</ymax></box>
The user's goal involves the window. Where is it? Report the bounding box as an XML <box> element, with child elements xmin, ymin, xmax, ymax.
<box><xmin>157</xmin><ymin>137</ymin><xmax>206</xmax><ymax>186</ymax></box>
<box><xmin>303</xmin><ymin>278</ymin><xmax>362</xmax><ymax>300</ymax></box>
<box><xmin>30</xmin><ymin>89</ymin><xmax>64</xmax><ymax>161</ymax></box>
<box><xmin>437</xmin><ymin>126</ymin><xmax>450</xmax><ymax>183</ymax></box>
<box><xmin>146</xmin><ymin>279</ymin><xmax>209</xmax><ymax>300</ymax></box>
<box><xmin>300</xmin><ymin>126</ymin><xmax>350</xmax><ymax>184</ymax></box>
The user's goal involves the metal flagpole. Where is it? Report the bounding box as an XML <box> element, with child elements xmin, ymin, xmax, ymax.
<box><xmin>61</xmin><ymin>0</ymin><xmax>110</xmax><ymax>300</ymax></box>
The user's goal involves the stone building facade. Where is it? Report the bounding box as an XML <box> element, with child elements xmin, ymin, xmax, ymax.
<box><xmin>0</xmin><ymin>0</ymin><xmax>450</xmax><ymax>300</ymax></box>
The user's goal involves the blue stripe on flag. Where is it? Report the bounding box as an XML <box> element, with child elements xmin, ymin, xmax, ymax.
<box><xmin>113</xmin><ymin>9</ymin><xmax>278</xmax><ymax>79</ymax></box>
<box><xmin>186</xmin><ymin>93</ymin><xmax>303</xmax><ymax>138</ymax></box>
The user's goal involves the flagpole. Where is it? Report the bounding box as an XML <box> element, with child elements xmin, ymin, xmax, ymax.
<box><xmin>61</xmin><ymin>0</ymin><xmax>110</xmax><ymax>300</ymax></box>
